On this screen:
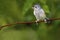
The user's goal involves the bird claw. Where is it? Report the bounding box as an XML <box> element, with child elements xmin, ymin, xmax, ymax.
<box><xmin>35</xmin><ymin>21</ymin><xmax>38</xmax><ymax>25</ymax></box>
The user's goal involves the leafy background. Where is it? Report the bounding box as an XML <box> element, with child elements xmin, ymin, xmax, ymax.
<box><xmin>0</xmin><ymin>0</ymin><xmax>60</xmax><ymax>40</ymax></box>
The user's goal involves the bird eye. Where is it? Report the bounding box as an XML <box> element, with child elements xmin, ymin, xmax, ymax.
<box><xmin>35</xmin><ymin>7</ymin><xmax>37</xmax><ymax>8</ymax></box>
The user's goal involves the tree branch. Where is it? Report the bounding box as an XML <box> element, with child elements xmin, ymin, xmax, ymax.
<box><xmin>0</xmin><ymin>18</ymin><xmax>60</xmax><ymax>30</ymax></box>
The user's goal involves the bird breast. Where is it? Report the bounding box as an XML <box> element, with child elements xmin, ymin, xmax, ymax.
<box><xmin>34</xmin><ymin>9</ymin><xmax>46</xmax><ymax>19</ymax></box>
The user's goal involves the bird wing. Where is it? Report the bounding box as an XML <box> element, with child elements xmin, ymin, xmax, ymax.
<box><xmin>39</xmin><ymin>9</ymin><xmax>46</xmax><ymax>19</ymax></box>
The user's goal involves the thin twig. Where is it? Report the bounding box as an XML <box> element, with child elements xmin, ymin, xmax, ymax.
<box><xmin>0</xmin><ymin>18</ymin><xmax>60</xmax><ymax>30</ymax></box>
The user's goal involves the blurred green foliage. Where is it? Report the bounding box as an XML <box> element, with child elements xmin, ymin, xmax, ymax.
<box><xmin>0</xmin><ymin>0</ymin><xmax>60</xmax><ymax>40</ymax></box>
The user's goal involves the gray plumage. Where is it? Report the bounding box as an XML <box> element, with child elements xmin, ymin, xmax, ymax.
<box><xmin>32</xmin><ymin>4</ymin><xmax>50</xmax><ymax>23</ymax></box>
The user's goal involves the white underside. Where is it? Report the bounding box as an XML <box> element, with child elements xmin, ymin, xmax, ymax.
<box><xmin>34</xmin><ymin>9</ymin><xmax>46</xmax><ymax>21</ymax></box>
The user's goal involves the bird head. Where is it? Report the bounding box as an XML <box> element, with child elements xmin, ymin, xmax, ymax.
<box><xmin>32</xmin><ymin>4</ymin><xmax>41</xmax><ymax>10</ymax></box>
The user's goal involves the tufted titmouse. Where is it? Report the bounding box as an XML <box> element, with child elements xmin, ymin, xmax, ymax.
<box><xmin>32</xmin><ymin>4</ymin><xmax>50</xmax><ymax>24</ymax></box>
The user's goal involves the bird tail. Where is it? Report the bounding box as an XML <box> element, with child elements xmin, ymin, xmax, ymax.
<box><xmin>44</xmin><ymin>18</ymin><xmax>51</xmax><ymax>24</ymax></box>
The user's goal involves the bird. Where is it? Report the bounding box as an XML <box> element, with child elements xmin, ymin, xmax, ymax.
<box><xmin>32</xmin><ymin>4</ymin><xmax>50</xmax><ymax>24</ymax></box>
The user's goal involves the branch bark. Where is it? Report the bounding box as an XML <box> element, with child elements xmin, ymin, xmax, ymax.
<box><xmin>0</xmin><ymin>18</ymin><xmax>60</xmax><ymax>30</ymax></box>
